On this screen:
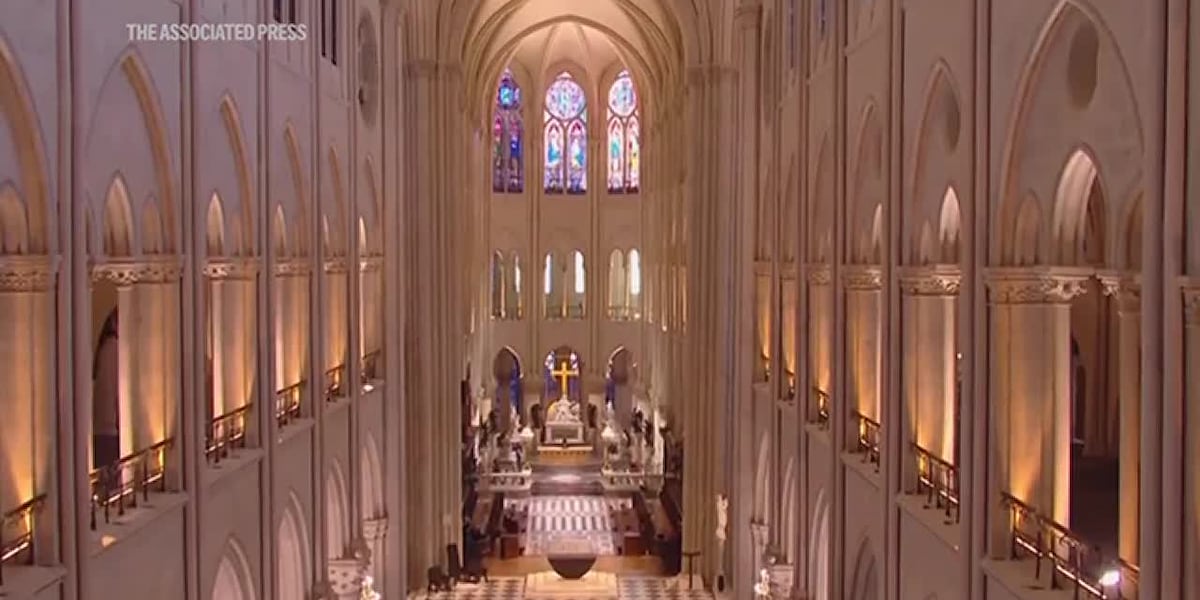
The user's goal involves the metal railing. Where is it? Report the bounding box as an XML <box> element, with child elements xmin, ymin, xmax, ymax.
<box><xmin>913</xmin><ymin>444</ymin><xmax>959</xmax><ymax>523</ymax></box>
<box><xmin>360</xmin><ymin>351</ymin><xmax>381</xmax><ymax>384</ymax></box>
<box><xmin>811</xmin><ymin>388</ymin><xmax>830</xmax><ymax>427</ymax></box>
<box><xmin>1</xmin><ymin>494</ymin><xmax>46</xmax><ymax>585</ymax></box>
<box><xmin>325</xmin><ymin>364</ymin><xmax>346</xmax><ymax>401</ymax></box>
<box><xmin>605</xmin><ymin>306</ymin><xmax>641</xmax><ymax>321</ymax></box>
<box><xmin>275</xmin><ymin>381</ymin><xmax>304</xmax><ymax>427</ymax></box>
<box><xmin>853</xmin><ymin>411</ymin><xmax>881</xmax><ymax>469</ymax></box>
<box><xmin>89</xmin><ymin>439</ymin><xmax>172</xmax><ymax>530</ymax></box>
<box><xmin>1001</xmin><ymin>492</ymin><xmax>1139</xmax><ymax>599</ymax></box>
<box><xmin>206</xmin><ymin>404</ymin><xmax>251</xmax><ymax>464</ymax></box>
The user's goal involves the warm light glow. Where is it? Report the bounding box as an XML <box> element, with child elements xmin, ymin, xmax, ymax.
<box><xmin>362</xmin><ymin>383</ymin><xmax>375</xmax><ymax>393</ymax></box>
<box><xmin>543</xmin><ymin>254</ymin><xmax>552</xmax><ymax>295</ymax></box>
<box><xmin>573</xmin><ymin>251</ymin><xmax>585</xmax><ymax>294</ymax></box>
<box><xmin>1099</xmin><ymin>569</ymin><xmax>1120</xmax><ymax>587</ymax></box>
<box><xmin>629</xmin><ymin>249</ymin><xmax>641</xmax><ymax>295</ymax></box>
<box><xmin>101</xmin><ymin>534</ymin><xmax>118</xmax><ymax>548</ymax></box>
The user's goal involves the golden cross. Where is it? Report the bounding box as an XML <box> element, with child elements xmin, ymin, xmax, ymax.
<box><xmin>550</xmin><ymin>359</ymin><xmax>578</xmax><ymax>398</ymax></box>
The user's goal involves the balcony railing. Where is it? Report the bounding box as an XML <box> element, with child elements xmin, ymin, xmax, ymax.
<box><xmin>913</xmin><ymin>444</ymin><xmax>959</xmax><ymax>523</ymax></box>
<box><xmin>1</xmin><ymin>494</ymin><xmax>46</xmax><ymax>585</ymax></box>
<box><xmin>275</xmin><ymin>381</ymin><xmax>304</xmax><ymax>428</ymax></box>
<box><xmin>325</xmin><ymin>364</ymin><xmax>346</xmax><ymax>401</ymax></box>
<box><xmin>853</xmin><ymin>411</ymin><xmax>881</xmax><ymax>469</ymax></box>
<box><xmin>811</xmin><ymin>388</ymin><xmax>830</xmax><ymax>427</ymax></box>
<box><xmin>605</xmin><ymin>306</ymin><xmax>641</xmax><ymax>321</ymax></box>
<box><xmin>1001</xmin><ymin>492</ymin><xmax>1138</xmax><ymax>599</ymax></box>
<box><xmin>360</xmin><ymin>351</ymin><xmax>381</xmax><ymax>384</ymax></box>
<box><xmin>89</xmin><ymin>439</ymin><xmax>172</xmax><ymax>530</ymax></box>
<box><xmin>206</xmin><ymin>404</ymin><xmax>251</xmax><ymax>464</ymax></box>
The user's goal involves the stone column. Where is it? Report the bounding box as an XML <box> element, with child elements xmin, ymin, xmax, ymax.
<box><xmin>807</xmin><ymin>265</ymin><xmax>833</xmax><ymax>414</ymax></box>
<box><xmin>843</xmin><ymin>266</ymin><xmax>883</xmax><ymax>432</ymax></box>
<box><xmin>1099</xmin><ymin>273</ymin><xmax>1141</xmax><ymax>565</ymax></box>
<box><xmin>0</xmin><ymin>256</ymin><xmax>57</xmax><ymax>529</ymax></box>
<box><xmin>984</xmin><ymin>268</ymin><xmax>1089</xmax><ymax>550</ymax></box>
<box><xmin>1180</xmin><ymin>278</ymin><xmax>1200</xmax><ymax>595</ymax></box>
<box><xmin>203</xmin><ymin>259</ymin><xmax>259</xmax><ymax>416</ymax></box>
<box><xmin>325</xmin><ymin>258</ymin><xmax>349</xmax><ymax>378</ymax></box>
<box><xmin>898</xmin><ymin>266</ymin><xmax>961</xmax><ymax>487</ymax></box>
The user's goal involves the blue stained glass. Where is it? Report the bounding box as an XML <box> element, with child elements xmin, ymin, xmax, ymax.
<box><xmin>545</xmin><ymin>119</ymin><xmax>564</xmax><ymax>191</ymax></box>
<box><xmin>546</xmin><ymin>72</ymin><xmax>586</xmax><ymax>120</ymax></box>
<box><xmin>567</xmin><ymin>121</ymin><xmax>586</xmax><ymax>193</ymax></box>
<box><xmin>606</xmin><ymin>69</ymin><xmax>641</xmax><ymax>193</ymax></box>
<box><xmin>544</xmin><ymin>73</ymin><xmax>587</xmax><ymax>193</ymax></box>
<box><xmin>493</xmin><ymin>68</ymin><xmax>524</xmax><ymax>192</ymax></box>
<box><xmin>607</xmin><ymin>71</ymin><xmax>637</xmax><ymax>118</ymax></box>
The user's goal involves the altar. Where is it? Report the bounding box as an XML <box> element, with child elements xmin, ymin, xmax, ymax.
<box><xmin>541</xmin><ymin>356</ymin><xmax>588</xmax><ymax>446</ymax></box>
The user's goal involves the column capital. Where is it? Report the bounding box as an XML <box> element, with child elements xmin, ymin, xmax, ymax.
<box><xmin>202</xmin><ymin>257</ymin><xmax>259</xmax><ymax>281</ymax></box>
<box><xmin>1097</xmin><ymin>270</ymin><xmax>1141</xmax><ymax>312</ymax></box>
<box><xmin>360</xmin><ymin>256</ymin><xmax>383</xmax><ymax>273</ymax></box>
<box><xmin>362</xmin><ymin>516</ymin><xmax>389</xmax><ymax>541</ymax></box>
<box><xmin>0</xmin><ymin>254</ymin><xmax>59</xmax><ymax>292</ymax></box>
<box><xmin>898</xmin><ymin>265</ymin><xmax>961</xmax><ymax>296</ymax></box>
<box><xmin>326</xmin><ymin>558</ymin><xmax>367</xmax><ymax>598</ymax></box>
<box><xmin>92</xmin><ymin>256</ymin><xmax>184</xmax><ymax>286</ymax></box>
<box><xmin>273</xmin><ymin>259</ymin><xmax>312</xmax><ymax>277</ymax></box>
<box><xmin>984</xmin><ymin>267</ymin><xmax>1091</xmax><ymax>304</ymax></box>
<box><xmin>324</xmin><ymin>257</ymin><xmax>349</xmax><ymax>274</ymax></box>
<box><xmin>842</xmin><ymin>265</ymin><xmax>882</xmax><ymax>291</ymax></box>
<box><xmin>1181</xmin><ymin>276</ymin><xmax>1200</xmax><ymax>327</ymax></box>
<box><xmin>805</xmin><ymin>263</ymin><xmax>831</xmax><ymax>286</ymax></box>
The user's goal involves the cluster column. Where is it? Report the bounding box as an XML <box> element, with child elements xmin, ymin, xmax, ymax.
<box><xmin>843</xmin><ymin>266</ymin><xmax>883</xmax><ymax>431</ymax></box>
<box><xmin>1099</xmin><ymin>273</ymin><xmax>1141</xmax><ymax>568</ymax></box>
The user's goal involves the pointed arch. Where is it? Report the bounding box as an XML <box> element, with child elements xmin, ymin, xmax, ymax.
<box><xmin>808</xmin><ymin>489</ymin><xmax>831</xmax><ymax>599</ymax></box>
<box><xmin>908</xmin><ymin>60</ymin><xmax>964</xmax><ymax>260</ymax></box>
<box><xmin>608</xmin><ymin>248</ymin><xmax>627</xmax><ymax>316</ymax></box>
<box><xmin>754</xmin><ymin>435</ymin><xmax>771</xmax><ymax>522</ymax></box>
<box><xmin>277</xmin><ymin>492</ymin><xmax>311</xmax><ymax>600</ymax></box>
<box><xmin>282</xmin><ymin>124</ymin><xmax>309</xmax><ymax>256</ymax></box>
<box><xmin>543</xmin><ymin>71</ymin><xmax>587</xmax><ymax>194</ymax></box>
<box><xmin>996</xmin><ymin>2</ymin><xmax>1143</xmax><ymax>266</ymax></box>
<box><xmin>326</xmin><ymin>461</ymin><xmax>350</xmax><ymax>559</ymax></box>
<box><xmin>103</xmin><ymin>176</ymin><xmax>135</xmax><ymax>257</ymax></box>
<box><xmin>491</xmin><ymin>250</ymin><xmax>506</xmax><ymax>317</ymax></box>
<box><xmin>219</xmin><ymin>94</ymin><xmax>254</xmax><ymax>255</ymax></box>
<box><xmin>850</xmin><ymin>101</ymin><xmax>884</xmax><ymax>264</ymax></box>
<box><xmin>0</xmin><ymin>36</ymin><xmax>50</xmax><ymax>253</ymax></box>
<box><xmin>492</xmin><ymin>67</ymin><xmax>524</xmax><ymax>193</ymax></box>
<box><xmin>0</xmin><ymin>184</ymin><xmax>27</xmax><ymax>254</ymax></box>
<box><xmin>212</xmin><ymin>537</ymin><xmax>256</xmax><ymax>600</ymax></box>
<box><xmin>606</xmin><ymin>69</ymin><xmax>640</xmax><ymax>193</ymax></box>
<box><xmin>809</xmin><ymin>135</ymin><xmax>834</xmax><ymax>262</ymax></box>
<box><xmin>207</xmin><ymin>193</ymin><xmax>227</xmax><ymax>257</ymax></box>
<box><xmin>361</xmin><ymin>434</ymin><xmax>384</xmax><ymax>519</ymax></box>
<box><xmin>849</xmin><ymin>537</ymin><xmax>880</xmax><ymax>600</ymax></box>
<box><xmin>1051</xmin><ymin>148</ymin><xmax>1106</xmax><ymax>266</ymax></box>
<box><xmin>118</xmin><ymin>52</ymin><xmax>177</xmax><ymax>253</ymax></box>
<box><xmin>140</xmin><ymin>200</ymin><xmax>165</xmax><ymax>254</ymax></box>
<box><xmin>938</xmin><ymin>187</ymin><xmax>962</xmax><ymax>264</ymax></box>
<box><xmin>326</xmin><ymin>147</ymin><xmax>347</xmax><ymax>256</ymax></box>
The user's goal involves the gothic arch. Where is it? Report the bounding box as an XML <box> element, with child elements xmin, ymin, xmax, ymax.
<box><xmin>361</xmin><ymin>156</ymin><xmax>381</xmax><ymax>254</ymax></box>
<box><xmin>849</xmin><ymin>536</ymin><xmax>880</xmax><ymax>600</ymax></box>
<box><xmin>754</xmin><ymin>435</ymin><xmax>771</xmax><ymax>522</ymax></box>
<box><xmin>102</xmin><ymin>176</ymin><xmax>135</xmax><ymax>258</ymax></box>
<box><xmin>781</xmin><ymin>457</ymin><xmax>798</xmax><ymax>562</ymax></box>
<box><xmin>361</xmin><ymin>433</ymin><xmax>385</xmax><ymax>519</ymax></box>
<box><xmin>907</xmin><ymin>61</ymin><xmax>965</xmax><ymax>262</ymax></box>
<box><xmin>849</xmin><ymin>101</ymin><xmax>884</xmax><ymax>264</ymax></box>
<box><xmin>0</xmin><ymin>184</ymin><xmax>29</xmax><ymax>254</ymax></box>
<box><xmin>207</xmin><ymin>193</ymin><xmax>227</xmax><ymax>257</ymax></box>
<box><xmin>325</xmin><ymin>147</ymin><xmax>347</xmax><ymax>256</ymax></box>
<box><xmin>996</xmin><ymin>1</ymin><xmax>1143</xmax><ymax>266</ymax></box>
<box><xmin>808</xmin><ymin>489</ymin><xmax>831</xmax><ymax>600</ymax></box>
<box><xmin>282</xmin><ymin>123</ymin><xmax>309</xmax><ymax>256</ymax></box>
<box><xmin>276</xmin><ymin>492</ymin><xmax>311</xmax><ymax>600</ymax></box>
<box><xmin>607</xmin><ymin>346</ymin><xmax>633</xmax><ymax>384</ymax></box>
<box><xmin>140</xmin><ymin>200</ymin><xmax>165</xmax><ymax>254</ymax></box>
<box><xmin>938</xmin><ymin>187</ymin><xmax>962</xmax><ymax>264</ymax></box>
<box><xmin>326</xmin><ymin>460</ymin><xmax>350</xmax><ymax>559</ymax></box>
<box><xmin>809</xmin><ymin>135</ymin><xmax>833</xmax><ymax>262</ymax></box>
<box><xmin>211</xmin><ymin>537</ymin><xmax>256</xmax><ymax>600</ymax></box>
<box><xmin>219</xmin><ymin>94</ymin><xmax>254</xmax><ymax>255</ymax></box>
<box><xmin>0</xmin><ymin>35</ymin><xmax>50</xmax><ymax>253</ymax></box>
<box><xmin>1051</xmin><ymin>147</ymin><xmax>1107</xmax><ymax>266</ymax></box>
<box><xmin>272</xmin><ymin>204</ymin><xmax>289</xmax><ymax>258</ymax></box>
<box><xmin>117</xmin><ymin>51</ymin><xmax>177</xmax><ymax>252</ymax></box>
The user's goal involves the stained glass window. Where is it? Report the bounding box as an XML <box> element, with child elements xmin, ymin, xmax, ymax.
<box><xmin>544</xmin><ymin>72</ymin><xmax>587</xmax><ymax>194</ymax></box>
<box><xmin>606</xmin><ymin>70</ymin><xmax>640</xmax><ymax>193</ymax></box>
<box><xmin>492</xmin><ymin>69</ymin><xmax>523</xmax><ymax>193</ymax></box>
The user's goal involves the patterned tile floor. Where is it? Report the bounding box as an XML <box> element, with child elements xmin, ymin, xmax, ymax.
<box><xmin>516</xmin><ymin>495</ymin><xmax>631</xmax><ymax>556</ymax></box>
<box><xmin>409</xmin><ymin>576</ymin><xmax>714</xmax><ymax>600</ymax></box>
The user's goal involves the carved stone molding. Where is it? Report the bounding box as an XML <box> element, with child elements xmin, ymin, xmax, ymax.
<box><xmin>1182</xmin><ymin>277</ymin><xmax>1200</xmax><ymax>327</ymax></box>
<box><xmin>0</xmin><ymin>255</ymin><xmax>59</xmax><ymax>292</ymax></box>
<box><xmin>324</xmin><ymin>258</ymin><xmax>348</xmax><ymax>274</ymax></box>
<box><xmin>362</xmin><ymin>516</ymin><xmax>388</xmax><ymax>541</ymax></box>
<box><xmin>359</xmin><ymin>256</ymin><xmax>383</xmax><ymax>273</ymax></box>
<box><xmin>984</xmin><ymin>267</ymin><xmax>1090</xmax><ymax>305</ymax></box>
<box><xmin>1097</xmin><ymin>271</ymin><xmax>1142</xmax><ymax>313</ymax></box>
<box><xmin>327</xmin><ymin>558</ymin><xmax>367</xmax><ymax>598</ymax></box>
<box><xmin>842</xmin><ymin>266</ymin><xmax>883</xmax><ymax>291</ymax></box>
<box><xmin>898</xmin><ymin>266</ymin><xmax>962</xmax><ymax>297</ymax></box>
<box><xmin>273</xmin><ymin>260</ymin><xmax>311</xmax><ymax>277</ymax></box>
<box><xmin>806</xmin><ymin>264</ymin><xmax>831</xmax><ymax>286</ymax></box>
<box><xmin>91</xmin><ymin>257</ymin><xmax>184</xmax><ymax>286</ymax></box>
<box><xmin>202</xmin><ymin>258</ymin><xmax>259</xmax><ymax>281</ymax></box>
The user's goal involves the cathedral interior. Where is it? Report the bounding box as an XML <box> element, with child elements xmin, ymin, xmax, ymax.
<box><xmin>0</xmin><ymin>0</ymin><xmax>1198</xmax><ymax>599</ymax></box>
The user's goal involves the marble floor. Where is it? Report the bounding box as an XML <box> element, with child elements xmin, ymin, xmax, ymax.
<box><xmin>408</xmin><ymin>575</ymin><xmax>714</xmax><ymax>600</ymax></box>
<box><xmin>517</xmin><ymin>495</ymin><xmax>631</xmax><ymax>555</ymax></box>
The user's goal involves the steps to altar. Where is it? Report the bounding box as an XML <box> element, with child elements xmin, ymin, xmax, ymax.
<box><xmin>535</xmin><ymin>444</ymin><xmax>595</xmax><ymax>465</ymax></box>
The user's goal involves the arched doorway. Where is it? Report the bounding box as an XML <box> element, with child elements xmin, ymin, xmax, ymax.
<box><xmin>492</xmin><ymin>346</ymin><xmax>522</xmax><ymax>431</ymax></box>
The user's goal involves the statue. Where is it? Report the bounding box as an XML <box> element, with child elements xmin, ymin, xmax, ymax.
<box><xmin>715</xmin><ymin>494</ymin><xmax>729</xmax><ymax>542</ymax></box>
